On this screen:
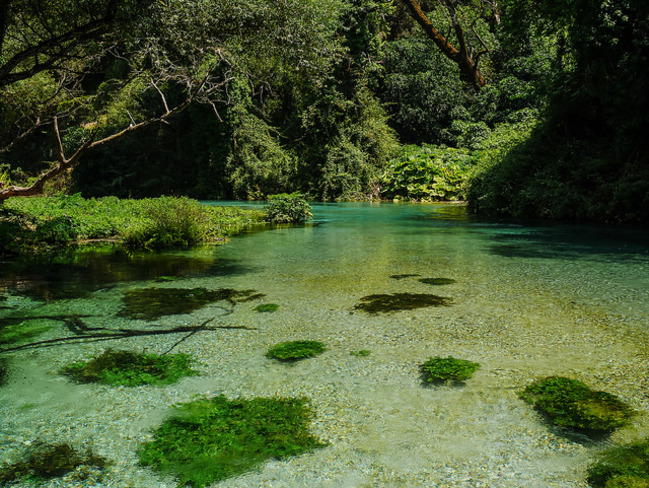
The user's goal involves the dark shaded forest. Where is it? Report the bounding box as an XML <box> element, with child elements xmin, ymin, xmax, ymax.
<box><xmin>1</xmin><ymin>0</ymin><xmax>648</xmax><ymax>222</ymax></box>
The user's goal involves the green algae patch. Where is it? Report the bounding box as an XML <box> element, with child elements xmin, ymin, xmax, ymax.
<box><xmin>0</xmin><ymin>441</ymin><xmax>108</xmax><ymax>484</ymax></box>
<box><xmin>118</xmin><ymin>287</ymin><xmax>264</xmax><ymax>320</ymax></box>
<box><xmin>587</xmin><ymin>439</ymin><xmax>649</xmax><ymax>487</ymax></box>
<box><xmin>0</xmin><ymin>319</ymin><xmax>53</xmax><ymax>345</ymax></box>
<box><xmin>266</xmin><ymin>340</ymin><xmax>326</xmax><ymax>362</ymax></box>
<box><xmin>419</xmin><ymin>356</ymin><xmax>480</xmax><ymax>384</ymax></box>
<box><xmin>60</xmin><ymin>349</ymin><xmax>199</xmax><ymax>387</ymax></box>
<box><xmin>419</xmin><ymin>278</ymin><xmax>456</xmax><ymax>285</ymax></box>
<box><xmin>519</xmin><ymin>376</ymin><xmax>633</xmax><ymax>433</ymax></box>
<box><xmin>0</xmin><ymin>357</ymin><xmax>10</xmax><ymax>386</ymax></box>
<box><xmin>350</xmin><ymin>349</ymin><xmax>371</xmax><ymax>357</ymax></box>
<box><xmin>255</xmin><ymin>303</ymin><xmax>279</xmax><ymax>313</ymax></box>
<box><xmin>353</xmin><ymin>293</ymin><xmax>451</xmax><ymax>314</ymax></box>
<box><xmin>137</xmin><ymin>395</ymin><xmax>325</xmax><ymax>487</ymax></box>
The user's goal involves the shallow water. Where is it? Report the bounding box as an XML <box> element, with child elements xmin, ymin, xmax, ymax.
<box><xmin>1</xmin><ymin>202</ymin><xmax>648</xmax><ymax>487</ymax></box>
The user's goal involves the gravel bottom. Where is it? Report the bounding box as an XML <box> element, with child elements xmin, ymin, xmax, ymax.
<box><xmin>1</xmin><ymin>268</ymin><xmax>648</xmax><ymax>488</ymax></box>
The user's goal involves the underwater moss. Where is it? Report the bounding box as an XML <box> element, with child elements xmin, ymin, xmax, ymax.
<box><xmin>419</xmin><ymin>356</ymin><xmax>480</xmax><ymax>384</ymax></box>
<box><xmin>419</xmin><ymin>278</ymin><xmax>456</xmax><ymax>285</ymax></box>
<box><xmin>389</xmin><ymin>274</ymin><xmax>421</xmax><ymax>280</ymax></box>
<box><xmin>0</xmin><ymin>356</ymin><xmax>10</xmax><ymax>386</ymax></box>
<box><xmin>61</xmin><ymin>349</ymin><xmax>199</xmax><ymax>387</ymax></box>
<box><xmin>350</xmin><ymin>350</ymin><xmax>371</xmax><ymax>357</ymax></box>
<box><xmin>587</xmin><ymin>439</ymin><xmax>649</xmax><ymax>487</ymax></box>
<box><xmin>266</xmin><ymin>341</ymin><xmax>326</xmax><ymax>362</ymax></box>
<box><xmin>255</xmin><ymin>303</ymin><xmax>279</xmax><ymax>313</ymax></box>
<box><xmin>0</xmin><ymin>319</ymin><xmax>53</xmax><ymax>345</ymax></box>
<box><xmin>519</xmin><ymin>376</ymin><xmax>633</xmax><ymax>433</ymax></box>
<box><xmin>0</xmin><ymin>441</ymin><xmax>108</xmax><ymax>483</ymax></box>
<box><xmin>353</xmin><ymin>293</ymin><xmax>451</xmax><ymax>314</ymax></box>
<box><xmin>118</xmin><ymin>287</ymin><xmax>264</xmax><ymax>320</ymax></box>
<box><xmin>137</xmin><ymin>395</ymin><xmax>325</xmax><ymax>487</ymax></box>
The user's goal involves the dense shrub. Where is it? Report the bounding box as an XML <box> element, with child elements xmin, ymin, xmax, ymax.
<box><xmin>265</xmin><ymin>193</ymin><xmax>312</xmax><ymax>224</ymax></box>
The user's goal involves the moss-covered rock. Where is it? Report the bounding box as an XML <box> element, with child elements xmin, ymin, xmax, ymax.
<box><xmin>419</xmin><ymin>356</ymin><xmax>480</xmax><ymax>384</ymax></box>
<box><xmin>587</xmin><ymin>440</ymin><xmax>649</xmax><ymax>487</ymax></box>
<box><xmin>137</xmin><ymin>395</ymin><xmax>325</xmax><ymax>487</ymax></box>
<box><xmin>60</xmin><ymin>349</ymin><xmax>199</xmax><ymax>387</ymax></box>
<box><xmin>519</xmin><ymin>376</ymin><xmax>633</xmax><ymax>433</ymax></box>
<box><xmin>265</xmin><ymin>340</ymin><xmax>326</xmax><ymax>362</ymax></box>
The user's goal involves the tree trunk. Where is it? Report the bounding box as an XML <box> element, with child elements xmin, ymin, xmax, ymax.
<box><xmin>399</xmin><ymin>0</ymin><xmax>486</xmax><ymax>89</ymax></box>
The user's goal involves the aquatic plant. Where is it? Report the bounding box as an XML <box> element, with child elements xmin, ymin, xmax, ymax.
<box><xmin>389</xmin><ymin>274</ymin><xmax>421</xmax><ymax>280</ymax></box>
<box><xmin>60</xmin><ymin>349</ymin><xmax>199</xmax><ymax>387</ymax></box>
<box><xmin>0</xmin><ymin>356</ymin><xmax>10</xmax><ymax>386</ymax></box>
<box><xmin>0</xmin><ymin>320</ymin><xmax>52</xmax><ymax>345</ymax></box>
<box><xmin>353</xmin><ymin>293</ymin><xmax>451</xmax><ymax>314</ymax></box>
<box><xmin>0</xmin><ymin>441</ymin><xmax>108</xmax><ymax>483</ymax></box>
<box><xmin>266</xmin><ymin>340</ymin><xmax>326</xmax><ymax>362</ymax></box>
<box><xmin>137</xmin><ymin>395</ymin><xmax>325</xmax><ymax>487</ymax></box>
<box><xmin>419</xmin><ymin>278</ymin><xmax>456</xmax><ymax>285</ymax></box>
<box><xmin>587</xmin><ymin>439</ymin><xmax>649</xmax><ymax>487</ymax></box>
<box><xmin>419</xmin><ymin>356</ymin><xmax>480</xmax><ymax>384</ymax></box>
<box><xmin>118</xmin><ymin>287</ymin><xmax>264</xmax><ymax>320</ymax></box>
<box><xmin>265</xmin><ymin>193</ymin><xmax>312</xmax><ymax>224</ymax></box>
<box><xmin>350</xmin><ymin>350</ymin><xmax>371</xmax><ymax>357</ymax></box>
<box><xmin>255</xmin><ymin>303</ymin><xmax>279</xmax><ymax>313</ymax></box>
<box><xmin>519</xmin><ymin>376</ymin><xmax>633</xmax><ymax>433</ymax></box>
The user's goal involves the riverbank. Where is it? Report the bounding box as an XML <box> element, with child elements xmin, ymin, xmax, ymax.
<box><xmin>0</xmin><ymin>195</ymin><xmax>266</xmax><ymax>255</ymax></box>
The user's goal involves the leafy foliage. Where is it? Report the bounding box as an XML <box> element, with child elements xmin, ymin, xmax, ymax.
<box><xmin>61</xmin><ymin>349</ymin><xmax>198</xmax><ymax>387</ymax></box>
<box><xmin>587</xmin><ymin>440</ymin><xmax>649</xmax><ymax>488</ymax></box>
<box><xmin>137</xmin><ymin>395</ymin><xmax>325</xmax><ymax>487</ymax></box>
<box><xmin>265</xmin><ymin>341</ymin><xmax>327</xmax><ymax>362</ymax></box>
<box><xmin>519</xmin><ymin>376</ymin><xmax>633</xmax><ymax>433</ymax></box>
<box><xmin>382</xmin><ymin>145</ymin><xmax>476</xmax><ymax>201</ymax></box>
<box><xmin>419</xmin><ymin>356</ymin><xmax>480</xmax><ymax>384</ymax></box>
<box><xmin>265</xmin><ymin>193</ymin><xmax>312</xmax><ymax>224</ymax></box>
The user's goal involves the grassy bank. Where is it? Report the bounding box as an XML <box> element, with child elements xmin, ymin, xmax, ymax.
<box><xmin>0</xmin><ymin>195</ymin><xmax>265</xmax><ymax>254</ymax></box>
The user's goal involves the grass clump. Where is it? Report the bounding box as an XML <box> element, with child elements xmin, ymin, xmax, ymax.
<box><xmin>419</xmin><ymin>356</ymin><xmax>480</xmax><ymax>384</ymax></box>
<box><xmin>353</xmin><ymin>292</ymin><xmax>451</xmax><ymax>314</ymax></box>
<box><xmin>60</xmin><ymin>349</ymin><xmax>198</xmax><ymax>387</ymax></box>
<box><xmin>137</xmin><ymin>395</ymin><xmax>325</xmax><ymax>487</ymax></box>
<box><xmin>587</xmin><ymin>440</ymin><xmax>649</xmax><ymax>487</ymax></box>
<box><xmin>0</xmin><ymin>441</ymin><xmax>108</xmax><ymax>483</ymax></box>
<box><xmin>255</xmin><ymin>303</ymin><xmax>279</xmax><ymax>313</ymax></box>
<box><xmin>265</xmin><ymin>193</ymin><xmax>312</xmax><ymax>224</ymax></box>
<box><xmin>265</xmin><ymin>340</ymin><xmax>326</xmax><ymax>362</ymax></box>
<box><xmin>519</xmin><ymin>376</ymin><xmax>633</xmax><ymax>433</ymax></box>
<box><xmin>118</xmin><ymin>287</ymin><xmax>263</xmax><ymax>320</ymax></box>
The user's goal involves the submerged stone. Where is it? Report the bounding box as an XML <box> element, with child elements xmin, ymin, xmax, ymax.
<box><xmin>118</xmin><ymin>287</ymin><xmax>264</xmax><ymax>320</ymax></box>
<box><xmin>353</xmin><ymin>293</ymin><xmax>451</xmax><ymax>314</ymax></box>
<box><xmin>0</xmin><ymin>441</ymin><xmax>108</xmax><ymax>483</ymax></box>
<box><xmin>419</xmin><ymin>278</ymin><xmax>456</xmax><ymax>285</ymax></box>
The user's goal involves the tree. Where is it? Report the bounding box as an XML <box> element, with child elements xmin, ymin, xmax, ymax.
<box><xmin>398</xmin><ymin>0</ymin><xmax>499</xmax><ymax>88</ymax></box>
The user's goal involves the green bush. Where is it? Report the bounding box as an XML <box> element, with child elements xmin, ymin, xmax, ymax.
<box><xmin>519</xmin><ymin>376</ymin><xmax>633</xmax><ymax>433</ymax></box>
<box><xmin>60</xmin><ymin>349</ymin><xmax>199</xmax><ymax>387</ymax></box>
<box><xmin>265</xmin><ymin>340</ymin><xmax>326</xmax><ymax>362</ymax></box>
<box><xmin>587</xmin><ymin>440</ymin><xmax>649</xmax><ymax>488</ymax></box>
<box><xmin>137</xmin><ymin>395</ymin><xmax>325</xmax><ymax>487</ymax></box>
<box><xmin>419</xmin><ymin>356</ymin><xmax>480</xmax><ymax>384</ymax></box>
<box><xmin>265</xmin><ymin>193</ymin><xmax>312</xmax><ymax>224</ymax></box>
<box><xmin>381</xmin><ymin>145</ymin><xmax>476</xmax><ymax>201</ymax></box>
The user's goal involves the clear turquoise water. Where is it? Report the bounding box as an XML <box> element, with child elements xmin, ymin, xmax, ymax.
<box><xmin>1</xmin><ymin>202</ymin><xmax>648</xmax><ymax>487</ymax></box>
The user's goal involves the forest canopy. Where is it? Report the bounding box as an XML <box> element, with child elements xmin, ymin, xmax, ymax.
<box><xmin>1</xmin><ymin>0</ymin><xmax>647</xmax><ymax>222</ymax></box>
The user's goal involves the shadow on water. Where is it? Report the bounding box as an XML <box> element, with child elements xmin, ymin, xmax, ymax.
<box><xmin>0</xmin><ymin>244</ymin><xmax>252</xmax><ymax>302</ymax></box>
<box><xmin>486</xmin><ymin>225</ymin><xmax>649</xmax><ymax>261</ymax></box>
